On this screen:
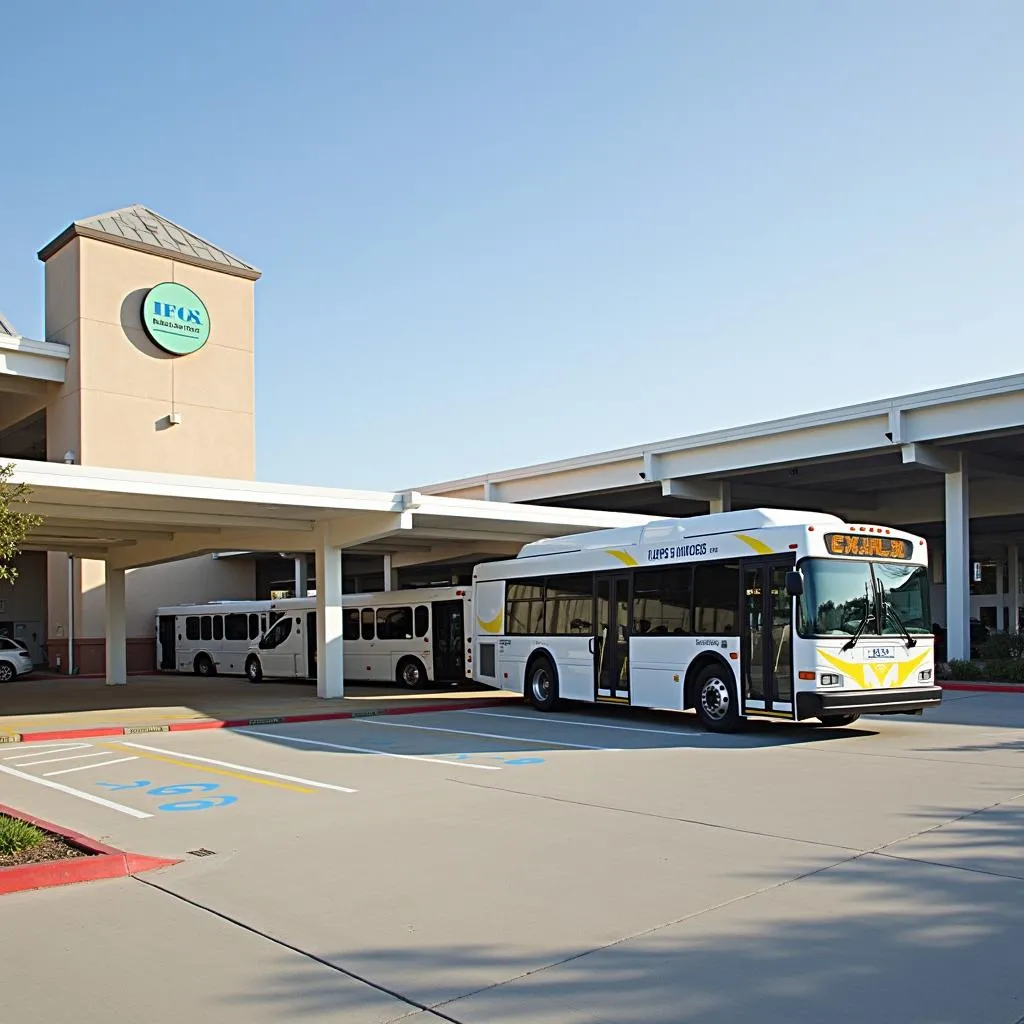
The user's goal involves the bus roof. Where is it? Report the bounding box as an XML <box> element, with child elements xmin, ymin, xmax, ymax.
<box><xmin>515</xmin><ymin>508</ymin><xmax>846</xmax><ymax>559</ymax></box>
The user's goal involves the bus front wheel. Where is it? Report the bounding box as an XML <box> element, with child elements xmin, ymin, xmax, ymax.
<box><xmin>245</xmin><ymin>657</ymin><xmax>263</xmax><ymax>684</ymax></box>
<box><xmin>694</xmin><ymin>664</ymin><xmax>741</xmax><ymax>733</ymax></box>
<box><xmin>527</xmin><ymin>656</ymin><xmax>559</xmax><ymax>712</ymax></box>
<box><xmin>397</xmin><ymin>657</ymin><xmax>426</xmax><ymax>689</ymax></box>
<box><xmin>194</xmin><ymin>654</ymin><xmax>215</xmax><ymax>677</ymax></box>
<box><xmin>816</xmin><ymin>713</ymin><xmax>861</xmax><ymax>727</ymax></box>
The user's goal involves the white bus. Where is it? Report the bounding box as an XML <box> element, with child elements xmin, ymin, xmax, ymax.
<box><xmin>156</xmin><ymin>600</ymin><xmax>281</xmax><ymax>677</ymax></box>
<box><xmin>471</xmin><ymin>509</ymin><xmax>941</xmax><ymax>731</ymax></box>
<box><xmin>158</xmin><ymin>587</ymin><xmax>473</xmax><ymax>688</ymax></box>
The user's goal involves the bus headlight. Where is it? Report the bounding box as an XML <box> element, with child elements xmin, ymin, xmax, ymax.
<box><xmin>819</xmin><ymin>673</ymin><xmax>842</xmax><ymax>688</ymax></box>
<box><xmin>918</xmin><ymin>669</ymin><xmax>933</xmax><ymax>682</ymax></box>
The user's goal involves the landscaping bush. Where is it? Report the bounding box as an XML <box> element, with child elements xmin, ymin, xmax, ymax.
<box><xmin>979</xmin><ymin>631</ymin><xmax>1024</xmax><ymax>661</ymax></box>
<box><xmin>979</xmin><ymin>658</ymin><xmax>1024</xmax><ymax>683</ymax></box>
<box><xmin>947</xmin><ymin>659</ymin><xmax>983</xmax><ymax>681</ymax></box>
<box><xmin>0</xmin><ymin>814</ymin><xmax>46</xmax><ymax>857</ymax></box>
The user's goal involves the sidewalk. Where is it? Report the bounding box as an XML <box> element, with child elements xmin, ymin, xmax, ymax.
<box><xmin>0</xmin><ymin>674</ymin><xmax>518</xmax><ymax>742</ymax></box>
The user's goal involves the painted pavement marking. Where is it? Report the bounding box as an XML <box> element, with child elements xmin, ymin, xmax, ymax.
<box><xmin>44</xmin><ymin>756</ymin><xmax>139</xmax><ymax>777</ymax></box>
<box><xmin>0</xmin><ymin>762</ymin><xmax>151</xmax><ymax>818</ymax></box>
<box><xmin>356</xmin><ymin>717</ymin><xmax>617</xmax><ymax>751</ymax></box>
<box><xmin>11</xmin><ymin>750</ymin><xmax>116</xmax><ymax>768</ymax></box>
<box><xmin>462</xmin><ymin>708</ymin><xmax>710</xmax><ymax>740</ymax></box>
<box><xmin>240</xmin><ymin>729</ymin><xmax>503</xmax><ymax>770</ymax></box>
<box><xmin>119</xmin><ymin>741</ymin><xmax>357</xmax><ymax>793</ymax></box>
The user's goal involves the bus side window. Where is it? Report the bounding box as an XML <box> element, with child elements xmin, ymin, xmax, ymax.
<box><xmin>361</xmin><ymin>609</ymin><xmax>375</xmax><ymax>640</ymax></box>
<box><xmin>213</xmin><ymin>616</ymin><xmax>224</xmax><ymax>641</ymax></box>
<box><xmin>414</xmin><ymin>606</ymin><xmax>429</xmax><ymax>638</ymax></box>
<box><xmin>226</xmin><ymin>615</ymin><xmax>248</xmax><ymax>641</ymax></box>
<box><xmin>185</xmin><ymin>616</ymin><xmax>200</xmax><ymax>641</ymax></box>
<box><xmin>201</xmin><ymin>616</ymin><xmax>213</xmax><ymax>641</ymax></box>
<box><xmin>248</xmin><ymin>613</ymin><xmax>260</xmax><ymax>640</ymax></box>
<box><xmin>343</xmin><ymin>610</ymin><xmax>360</xmax><ymax>641</ymax></box>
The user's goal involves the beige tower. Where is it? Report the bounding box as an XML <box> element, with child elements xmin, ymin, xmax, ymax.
<box><xmin>38</xmin><ymin>206</ymin><xmax>261</xmax><ymax>672</ymax></box>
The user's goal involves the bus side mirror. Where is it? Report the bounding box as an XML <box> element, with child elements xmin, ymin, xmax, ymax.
<box><xmin>785</xmin><ymin>571</ymin><xmax>804</xmax><ymax>598</ymax></box>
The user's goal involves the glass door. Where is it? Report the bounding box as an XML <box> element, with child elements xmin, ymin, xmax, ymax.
<box><xmin>595</xmin><ymin>575</ymin><xmax>631</xmax><ymax>703</ymax></box>
<box><xmin>742</xmin><ymin>560</ymin><xmax>794</xmax><ymax>715</ymax></box>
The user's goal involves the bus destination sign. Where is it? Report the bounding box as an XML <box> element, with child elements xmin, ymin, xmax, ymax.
<box><xmin>824</xmin><ymin>533</ymin><xmax>913</xmax><ymax>560</ymax></box>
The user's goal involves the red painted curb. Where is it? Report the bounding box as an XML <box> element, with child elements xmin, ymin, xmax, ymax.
<box><xmin>0</xmin><ymin>803</ymin><xmax>179</xmax><ymax>896</ymax></box>
<box><xmin>5</xmin><ymin>696</ymin><xmax>517</xmax><ymax>745</ymax></box>
<box><xmin>941</xmin><ymin>681</ymin><xmax>1024</xmax><ymax>693</ymax></box>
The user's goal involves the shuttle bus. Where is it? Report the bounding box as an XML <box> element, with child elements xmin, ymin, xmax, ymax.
<box><xmin>157</xmin><ymin>586</ymin><xmax>473</xmax><ymax>687</ymax></box>
<box><xmin>471</xmin><ymin>509</ymin><xmax>941</xmax><ymax>731</ymax></box>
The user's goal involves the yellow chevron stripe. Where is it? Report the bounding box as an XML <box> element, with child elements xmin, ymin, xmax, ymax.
<box><xmin>606</xmin><ymin>548</ymin><xmax>639</xmax><ymax>567</ymax></box>
<box><xmin>735</xmin><ymin>533</ymin><xmax>774</xmax><ymax>555</ymax></box>
<box><xmin>476</xmin><ymin>611</ymin><xmax>503</xmax><ymax>634</ymax></box>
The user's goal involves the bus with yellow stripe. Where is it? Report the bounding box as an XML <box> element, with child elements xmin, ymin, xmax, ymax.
<box><xmin>471</xmin><ymin>509</ymin><xmax>941</xmax><ymax>731</ymax></box>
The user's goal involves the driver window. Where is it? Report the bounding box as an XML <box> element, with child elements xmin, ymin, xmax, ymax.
<box><xmin>259</xmin><ymin>616</ymin><xmax>293</xmax><ymax>650</ymax></box>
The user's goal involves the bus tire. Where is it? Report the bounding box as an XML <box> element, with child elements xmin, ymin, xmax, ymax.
<box><xmin>397</xmin><ymin>657</ymin><xmax>426</xmax><ymax>689</ymax></box>
<box><xmin>245</xmin><ymin>656</ymin><xmax>263</xmax><ymax>684</ymax></box>
<box><xmin>693</xmin><ymin>663</ymin><xmax>741</xmax><ymax>733</ymax></box>
<box><xmin>526</xmin><ymin>655</ymin><xmax>559</xmax><ymax>712</ymax></box>
<box><xmin>816</xmin><ymin>713</ymin><xmax>861</xmax><ymax>727</ymax></box>
<box><xmin>194</xmin><ymin>653</ymin><xmax>216</xmax><ymax>677</ymax></box>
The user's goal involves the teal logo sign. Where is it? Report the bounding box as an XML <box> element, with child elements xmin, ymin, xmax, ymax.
<box><xmin>140</xmin><ymin>282</ymin><xmax>210</xmax><ymax>355</ymax></box>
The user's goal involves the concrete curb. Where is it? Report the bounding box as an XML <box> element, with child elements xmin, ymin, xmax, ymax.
<box><xmin>0</xmin><ymin>696</ymin><xmax>516</xmax><ymax>745</ymax></box>
<box><xmin>0</xmin><ymin>803</ymin><xmax>179</xmax><ymax>896</ymax></box>
<box><xmin>940</xmin><ymin>681</ymin><xmax>1024</xmax><ymax>693</ymax></box>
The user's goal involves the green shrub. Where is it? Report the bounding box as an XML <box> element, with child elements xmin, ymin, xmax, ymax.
<box><xmin>0</xmin><ymin>814</ymin><xmax>46</xmax><ymax>856</ymax></box>
<box><xmin>979</xmin><ymin>631</ymin><xmax>1024</xmax><ymax>661</ymax></box>
<box><xmin>947</xmin><ymin>659</ymin><xmax>983</xmax><ymax>681</ymax></box>
<box><xmin>981</xmin><ymin>658</ymin><xmax>1024</xmax><ymax>683</ymax></box>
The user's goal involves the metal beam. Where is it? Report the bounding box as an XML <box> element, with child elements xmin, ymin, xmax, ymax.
<box><xmin>902</xmin><ymin>443</ymin><xmax>962</xmax><ymax>474</ymax></box>
<box><xmin>21</xmin><ymin>502</ymin><xmax>308</xmax><ymax>533</ymax></box>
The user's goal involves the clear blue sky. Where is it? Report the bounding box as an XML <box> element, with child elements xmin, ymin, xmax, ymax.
<box><xmin>2</xmin><ymin>2</ymin><xmax>1022</xmax><ymax>490</ymax></box>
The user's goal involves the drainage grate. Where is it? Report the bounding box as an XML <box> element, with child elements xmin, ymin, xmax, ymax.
<box><xmin>187</xmin><ymin>848</ymin><xmax>216</xmax><ymax>858</ymax></box>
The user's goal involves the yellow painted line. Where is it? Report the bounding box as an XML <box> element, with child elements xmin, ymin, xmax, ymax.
<box><xmin>103</xmin><ymin>744</ymin><xmax>316</xmax><ymax>794</ymax></box>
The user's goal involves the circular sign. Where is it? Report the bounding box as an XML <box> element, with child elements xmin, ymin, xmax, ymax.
<box><xmin>140</xmin><ymin>282</ymin><xmax>211</xmax><ymax>355</ymax></box>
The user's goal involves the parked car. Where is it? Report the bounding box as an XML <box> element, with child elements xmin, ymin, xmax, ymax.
<box><xmin>0</xmin><ymin>637</ymin><xmax>33</xmax><ymax>681</ymax></box>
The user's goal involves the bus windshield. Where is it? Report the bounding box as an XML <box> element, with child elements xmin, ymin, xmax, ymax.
<box><xmin>798</xmin><ymin>559</ymin><xmax>931</xmax><ymax>638</ymax></box>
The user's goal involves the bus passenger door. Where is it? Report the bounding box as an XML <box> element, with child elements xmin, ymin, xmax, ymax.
<box><xmin>742</xmin><ymin>560</ymin><xmax>795</xmax><ymax>718</ymax></box>
<box><xmin>158</xmin><ymin>616</ymin><xmax>176</xmax><ymax>671</ymax></box>
<box><xmin>595</xmin><ymin>574</ymin><xmax>631</xmax><ymax>703</ymax></box>
<box><xmin>431</xmin><ymin>600</ymin><xmax>464</xmax><ymax>681</ymax></box>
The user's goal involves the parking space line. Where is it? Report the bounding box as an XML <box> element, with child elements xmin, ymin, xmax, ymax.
<box><xmin>109</xmin><ymin>744</ymin><xmax>319</xmax><ymax>794</ymax></box>
<box><xmin>462</xmin><ymin>709</ymin><xmax>708</xmax><ymax>739</ymax></box>
<box><xmin>240</xmin><ymin>729</ymin><xmax>503</xmax><ymax>770</ymax></box>
<box><xmin>44</xmin><ymin>756</ymin><xmax>138</xmax><ymax>777</ymax></box>
<box><xmin>0</xmin><ymin>763</ymin><xmax>152</xmax><ymax>818</ymax></box>
<box><xmin>12</xmin><ymin>750</ymin><xmax>114</xmax><ymax>767</ymax></box>
<box><xmin>119</xmin><ymin>742</ymin><xmax>357</xmax><ymax>793</ymax></box>
<box><xmin>357</xmin><ymin>718</ymin><xmax>616</xmax><ymax>751</ymax></box>
<box><xmin>4</xmin><ymin>744</ymin><xmax>92</xmax><ymax>760</ymax></box>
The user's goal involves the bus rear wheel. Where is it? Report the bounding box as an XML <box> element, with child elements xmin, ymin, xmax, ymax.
<box><xmin>693</xmin><ymin>664</ymin><xmax>741</xmax><ymax>733</ymax></box>
<box><xmin>816</xmin><ymin>713</ymin><xmax>861</xmax><ymax>727</ymax></box>
<box><xmin>527</xmin><ymin>656</ymin><xmax>559</xmax><ymax>712</ymax></box>
<box><xmin>397</xmin><ymin>657</ymin><xmax>426</xmax><ymax>689</ymax></box>
<box><xmin>245</xmin><ymin>656</ymin><xmax>263</xmax><ymax>684</ymax></box>
<box><xmin>194</xmin><ymin>654</ymin><xmax>215</xmax><ymax>677</ymax></box>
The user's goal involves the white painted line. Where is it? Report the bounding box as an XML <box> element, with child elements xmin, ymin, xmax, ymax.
<box><xmin>120</xmin><ymin>742</ymin><xmax>358</xmax><ymax>793</ymax></box>
<box><xmin>240</xmin><ymin>729</ymin><xmax>503</xmax><ymax>770</ymax></box>
<box><xmin>44</xmin><ymin>756</ymin><xmax>138</xmax><ymax>777</ymax></box>
<box><xmin>4</xmin><ymin>744</ymin><xmax>92</xmax><ymax>760</ymax></box>
<box><xmin>14</xmin><ymin>750</ymin><xmax>117</xmax><ymax>767</ymax></box>
<box><xmin>0</xmin><ymin>763</ymin><xmax>151</xmax><ymax>818</ymax></box>
<box><xmin>357</xmin><ymin>718</ymin><xmax>616</xmax><ymax>751</ymax></box>
<box><xmin>463</xmin><ymin>709</ymin><xmax>708</xmax><ymax>739</ymax></box>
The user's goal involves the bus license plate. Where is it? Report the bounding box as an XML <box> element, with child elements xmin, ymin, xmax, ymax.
<box><xmin>863</xmin><ymin>646</ymin><xmax>895</xmax><ymax>660</ymax></box>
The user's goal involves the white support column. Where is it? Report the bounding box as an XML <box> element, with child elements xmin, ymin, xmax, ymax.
<box><xmin>382</xmin><ymin>553</ymin><xmax>395</xmax><ymax>592</ymax></box>
<box><xmin>709</xmin><ymin>482</ymin><xmax>732</xmax><ymax>515</ymax></box>
<box><xmin>996</xmin><ymin>553</ymin><xmax>1005</xmax><ymax>630</ymax></box>
<box><xmin>294</xmin><ymin>555</ymin><xmax>308</xmax><ymax>598</ymax></box>
<box><xmin>105</xmin><ymin>565</ymin><xmax>127</xmax><ymax>686</ymax></box>
<box><xmin>1009</xmin><ymin>544</ymin><xmax>1020</xmax><ymax>634</ymax></box>
<box><xmin>944</xmin><ymin>457</ymin><xmax>970</xmax><ymax>661</ymax></box>
<box><xmin>315</xmin><ymin>531</ymin><xmax>344</xmax><ymax>699</ymax></box>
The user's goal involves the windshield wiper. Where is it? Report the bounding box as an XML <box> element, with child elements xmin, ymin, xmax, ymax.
<box><xmin>879</xmin><ymin>582</ymin><xmax>917</xmax><ymax>648</ymax></box>
<box><xmin>841</xmin><ymin>583</ymin><xmax>876</xmax><ymax>652</ymax></box>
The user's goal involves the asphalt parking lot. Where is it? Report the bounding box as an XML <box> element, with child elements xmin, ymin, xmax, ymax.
<box><xmin>3</xmin><ymin>692</ymin><xmax>1024</xmax><ymax>1023</ymax></box>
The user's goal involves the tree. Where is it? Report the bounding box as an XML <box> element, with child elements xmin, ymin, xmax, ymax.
<box><xmin>0</xmin><ymin>464</ymin><xmax>43</xmax><ymax>584</ymax></box>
